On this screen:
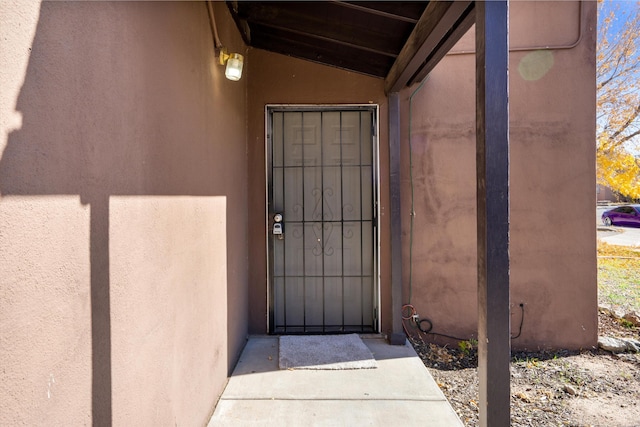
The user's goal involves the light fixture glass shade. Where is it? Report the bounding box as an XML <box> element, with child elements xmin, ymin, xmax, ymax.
<box><xmin>225</xmin><ymin>53</ymin><xmax>244</xmax><ymax>81</ymax></box>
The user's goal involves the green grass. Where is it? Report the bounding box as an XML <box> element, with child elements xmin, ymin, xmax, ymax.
<box><xmin>598</xmin><ymin>242</ymin><xmax>640</xmax><ymax>313</ymax></box>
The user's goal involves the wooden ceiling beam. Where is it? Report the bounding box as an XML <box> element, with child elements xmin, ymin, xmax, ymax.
<box><xmin>330</xmin><ymin>1</ymin><xmax>420</xmax><ymax>24</ymax></box>
<box><xmin>249</xmin><ymin>21</ymin><xmax>398</xmax><ymax>58</ymax></box>
<box><xmin>385</xmin><ymin>1</ymin><xmax>474</xmax><ymax>94</ymax></box>
<box><xmin>251</xmin><ymin>28</ymin><xmax>393</xmax><ymax>78</ymax></box>
<box><xmin>408</xmin><ymin>5</ymin><xmax>475</xmax><ymax>86</ymax></box>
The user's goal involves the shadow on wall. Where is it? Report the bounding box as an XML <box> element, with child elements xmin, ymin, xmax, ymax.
<box><xmin>1</xmin><ymin>1</ymin><xmax>247</xmax><ymax>424</ymax></box>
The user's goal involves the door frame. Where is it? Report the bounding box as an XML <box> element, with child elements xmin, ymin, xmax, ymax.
<box><xmin>264</xmin><ymin>104</ymin><xmax>381</xmax><ymax>334</ymax></box>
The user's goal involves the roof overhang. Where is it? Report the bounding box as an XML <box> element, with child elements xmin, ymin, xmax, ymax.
<box><xmin>225</xmin><ymin>1</ymin><xmax>475</xmax><ymax>93</ymax></box>
<box><xmin>385</xmin><ymin>1</ymin><xmax>475</xmax><ymax>93</ymax></box>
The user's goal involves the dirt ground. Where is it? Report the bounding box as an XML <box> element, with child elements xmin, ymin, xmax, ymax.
<box><xmin>409</xmin><ymin>310</ymin><xmax>640</xmax><ymax>427</ymax></box>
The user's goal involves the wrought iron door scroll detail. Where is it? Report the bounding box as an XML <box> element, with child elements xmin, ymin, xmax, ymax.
<box><xmin>311</xmin><ymin>187</ymin><xmax>335</xmax><ymax>221</ymax></box>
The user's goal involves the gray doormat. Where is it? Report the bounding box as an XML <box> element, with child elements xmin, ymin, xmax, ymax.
<box><xmin>279</xmin><ymin>334</ymin><xmax>378</xmax><ymax>370</ymax></box>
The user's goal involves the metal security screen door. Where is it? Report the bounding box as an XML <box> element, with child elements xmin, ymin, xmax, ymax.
<box><xmin>267</xmin><ymin>106</ymin><xmax>379</xmax><ymax>334</ymax></box>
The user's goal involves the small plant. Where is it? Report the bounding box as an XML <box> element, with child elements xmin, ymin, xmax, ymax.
<box><xmin>619</xmin><ymin>370</ymin><xmax>632</xmax><ymax>380</ymax></box>
<box><xmin>458</xmin><ymin>339</ymin><xmax>478</xmax><ymax>355</ymax></box>
<box><xmin>513</xmin><ymin>356</ymin><xmax>539</xmax><ymax>368</ymax></box>
<box><xmin>618</xmin><ymin>318</ymin><xmax>635</xmax><ymax>329</ymax></box>
<box><xmin>559</xmin><ymin>368</ymin><xmax>587</xmax><ymax>386</ymax></box>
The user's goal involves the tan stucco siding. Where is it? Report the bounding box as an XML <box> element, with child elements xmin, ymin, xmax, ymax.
<box><xmin>0</xmin><ymin>1</ymin><xmax>248</xmax><ymax>425</ymax></box>
<box><xmin>400</xmin><ymin>1</ymin><xmax>597</xmax><ymax>350</ymax></box>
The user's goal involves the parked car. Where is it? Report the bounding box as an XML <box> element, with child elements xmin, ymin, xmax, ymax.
<box><xmin>601</xmin><ymin>204</ymin><xmax>640</xmax><ymax>227</ymax></box>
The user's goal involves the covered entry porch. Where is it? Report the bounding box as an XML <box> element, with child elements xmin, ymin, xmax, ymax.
<box><xmin>0</xmin><ymin>1</ymin><xmax>596</xmax><ymax>425</ymax></box>
<box><xmin>237</xmin><ymin>1</ymin><xmax>512</xmax><ymax>424</ymax></box>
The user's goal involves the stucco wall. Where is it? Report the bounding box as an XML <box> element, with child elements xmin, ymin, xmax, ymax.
<box><xmin>246</xmin><ymin>51</ymin><xmax>392</xmax><ymax>334</ymax></box>
<box><xmin>400</xmin><ymin>1</ymin><xmax>597</xmax><ymax>350</ymax></box>
<box><xmin>0</xmin><ymin>1</ymin><xmax>248</xmax><ymax>425</ymax></box>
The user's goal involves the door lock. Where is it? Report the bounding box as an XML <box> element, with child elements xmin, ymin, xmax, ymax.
<box><xmin>273</xmin><ymin>213</ymin><xmax>284</xmax><ymax>239</ymax></box>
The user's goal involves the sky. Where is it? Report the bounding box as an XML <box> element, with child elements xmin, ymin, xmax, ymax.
<box><xmin>598</xmin><ymin>0</ymin><xmax>640</xmax><ymax>155</ymax></box>
<box><xmin>599</xmin><ymin>0</ymin><xmax>638</xmax><ymax>38</ymax></box>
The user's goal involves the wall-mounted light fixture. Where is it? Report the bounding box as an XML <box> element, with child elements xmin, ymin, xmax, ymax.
<box><xmin>206</xmin><ymin>1</ymin><xmax>244</xmax><ymax>81</ymax></box>
<box><xmin>218</xmin><ymin>48</ymin><xmax>244</xmax><ymax>81</ymax></box>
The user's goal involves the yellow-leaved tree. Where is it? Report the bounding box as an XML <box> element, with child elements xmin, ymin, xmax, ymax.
<box><xmin>597</xmin><ymin>0</ymin><xmax>640</xmax><ymax>200</ymax></box>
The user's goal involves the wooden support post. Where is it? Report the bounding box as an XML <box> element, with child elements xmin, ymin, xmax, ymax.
<box><xmin>476</xmin><ymin>1</ymin><xmax>510</xmax><ymax>426</ymax></box>
<box><xmin>388</xmin><ymin>92</ymin><xmax>405</xmax><ymax>345</ymax></box>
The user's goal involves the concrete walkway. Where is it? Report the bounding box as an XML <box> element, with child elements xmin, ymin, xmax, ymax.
<box><xmin>208</xmin><ymin>336</ymin><xmax>463</xmax><ymax>426</ymax></box>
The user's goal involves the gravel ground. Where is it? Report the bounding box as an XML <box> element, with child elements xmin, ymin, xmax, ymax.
<box><xmin>409</xmin><ymin>310</ymin><xmax>640</xmax><ymax>427</ymax></box>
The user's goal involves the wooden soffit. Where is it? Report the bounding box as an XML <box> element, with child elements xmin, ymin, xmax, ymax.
<box><xmin>225</xmin><ymin>1</ymin><xmax>475</xmax><ymax>92</ymax></box>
